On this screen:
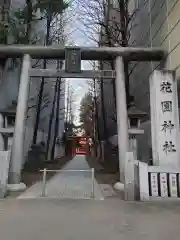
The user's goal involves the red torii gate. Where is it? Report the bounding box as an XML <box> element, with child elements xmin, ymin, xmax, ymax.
<box><xmin>70</xmin><ymin>135</ymin><xmax>89</xmax><ymax>156</ymax></box>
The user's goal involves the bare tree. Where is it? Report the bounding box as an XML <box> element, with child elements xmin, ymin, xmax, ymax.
<box><xmin>65</xmin><ymin>84</ymin><xmax>75</xmax><ymax>127</ymax></box>
<box><xmin>77</xmin><ymin>0</ymin><xmax>143</xmax><ymax>106</ymax></box>
<box><xmin>64</xmin><ymin>83</ymin><xmax>77</xmax><ymax>155</ymax></box>
<box><xmin>27</xmin><ymin>92</ymin><xmax>50</xmax><ymax>118</ymax></box>
<box><xmin>32</xmin><ymin>0</ymin><xmax>70</xmax><ymax>145</ymax></box>
<box><xmin>79</xmin><ymin>92</ymin><xmax>94</xmax><ymax>137</ymax></box>
<box><xmin>86</xmin><ymin>78</ymin><xmax>101</xmax><ymax>156</ymax></box>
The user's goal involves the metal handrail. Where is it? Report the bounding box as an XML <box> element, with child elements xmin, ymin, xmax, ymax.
<box><xmin>40</xmin><ymin>168</ymin><xmax>95</xmax><ymax>199</ymax></box>
<box><xmin>40</xmin><ymin>169</ymin><xmax>92</xmax><ymax>172</ymax></box>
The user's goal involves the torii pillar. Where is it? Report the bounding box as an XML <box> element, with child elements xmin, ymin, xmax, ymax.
<box><xmin>115</xmin><ymin>57</ymin><xmax>129</xmax><ymax>183</ymax></box>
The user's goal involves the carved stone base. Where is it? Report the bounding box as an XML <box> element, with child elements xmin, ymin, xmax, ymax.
<box><xmin>7</xmin><ymin>182</ymin><xmax>27</xmax><ymax>192</ymax></box>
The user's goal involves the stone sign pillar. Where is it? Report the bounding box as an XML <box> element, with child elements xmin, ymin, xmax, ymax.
<box><xmin>150</xmin><ymin>70</ymin><xmax>180</xmax><ymax>167</ymax></box>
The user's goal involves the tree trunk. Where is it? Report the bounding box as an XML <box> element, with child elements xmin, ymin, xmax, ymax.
<box><xmin>99</xmin><ymin>61</ymin><xmax>108</xmax><ymax>141</ymax></box>
<box><xmin>65</xmin><ymin>82</ymin><xmax>70</xmax><ymax>136</ymax></box>
<box><xmin>93</xmin><ymin>78</ymin><xmax>101</xmax><ymax>157</ymax></box>
<box><xmin>45</xmin><ymin>79</ymin><xmax>58</xmax><ymax>160</ymax></box>
<box><xmin>32</xmin><ymin>14</ymin><xmax>51</xmax><ymax>144</ymax></box>
<box><xmin>51</xmin><ymin>77</ymin><xmax>61</xmax><ymax>160</ymax></box>
<box><xmin>104</xmin><ymin>0</ymin><xmax>117</xmax><ymax>110</ymax></box>
<box><xmin>93</xmin><ymin>79</ymin><xmax>100</xmax><ymax>142</ymax></box>
<box><xmin>32</xmin><ymin>78</ymin><xmax>45</xmax><ymax>144</ymax></box>
<box><xmin>110</xmin><ymin>60</ymin><xmax>116</xmax><ymax>110</ymax></box>
<box><xmin>25</xmin><ymin>0</ymin><xmax>33</xmax><ymax>44</ymax></box>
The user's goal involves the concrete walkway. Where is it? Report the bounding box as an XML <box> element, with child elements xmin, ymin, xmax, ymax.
<box><xmin>18</xmin><ymin>156</ymin><xmax>104</xmax><ymax>200</ymax></box>
<box><xmin>1</xmin><ymin>199</ymin><xmax>180</xmax><ymax>240</ymax></box>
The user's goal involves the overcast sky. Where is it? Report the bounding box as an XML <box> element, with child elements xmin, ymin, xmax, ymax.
<box><xmin>66</xmin><ymin>12</ymin><xmax>96</xmax><ymax>125</ymax></box>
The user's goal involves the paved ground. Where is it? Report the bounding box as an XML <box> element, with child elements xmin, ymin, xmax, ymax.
<box><xmin>18</xmin><ymin>156</ymin><xmax>104</xmax><ymax>200</ymax></box>
<box><xmin>0</xmin><ymin>198</ymin><xmax>180</xmax><ymax>239</ymax></box>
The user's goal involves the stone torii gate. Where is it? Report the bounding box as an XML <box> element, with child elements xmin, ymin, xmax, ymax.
<box><xmin>0</xmin><ymin>45</ymin><xmax>165</xmax><ymax>186</ymax></box>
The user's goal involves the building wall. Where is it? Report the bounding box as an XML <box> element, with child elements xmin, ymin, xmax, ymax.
<box><xmin>128</xmin><ymin>0</ymin><xmax>180</xmax><ymax>160</ymax></box>
<box><xmin>129</xmin><ymin>0</ymin><xmax>180</xmax><ymax>114</ymax></box>
<box><xmin>97</xmin><ymin>0</ymin><xmax>180</xmax><ymax>160</ymax></box>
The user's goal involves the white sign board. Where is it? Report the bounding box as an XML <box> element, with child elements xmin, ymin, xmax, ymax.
<box><xmin>169</xmin><ymin>173</ymin><xmax>178</xmax><ymax>197</ymax></box>
<box><xmin>150</xmin><ymin>70</ymin><xmax>180</xmax><ymax>167</ymax></box>
<box><xmin>160</xmin><ymin>173</ymin><xmax>168</xmax><ymax>197</ymax></box>
<box><xmin>0</xmin><ymin>151</ymin><xmax>10</xmax><ymax>198</ymax></box>
<box><xmin>150</xmin><ymin>173</ymin><xmax>159</xmax><ymax>197</ymax></box>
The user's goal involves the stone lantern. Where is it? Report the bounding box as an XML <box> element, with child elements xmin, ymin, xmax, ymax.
<box><xmin>0</xmin><ymin>101</ymin><xmax>16</xmax><ymax>151</ymax></box>
<box><xmin>128</xmin><ymin>100</ymin><xmax>147</xmax><ymax>160</ymax></box>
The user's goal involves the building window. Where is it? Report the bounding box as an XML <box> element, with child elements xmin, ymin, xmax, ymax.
<box><xmin>7</xmin><ymin>116</ymin><xmax>15</xmax><ymax>127</ymax></box>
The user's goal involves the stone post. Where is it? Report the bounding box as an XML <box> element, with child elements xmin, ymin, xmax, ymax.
<box><xmin>124</xmin><ymin>152</ymin><xmax>135</xmax><ymax>201</ymax></box>
<box><xmin>9</xmin><ymin>54</ymin><xmax>31</xmax><ymax>184</ymax></box>
<box><xmin>150</xmin><ymin>70</ymin><xmax>180</xmax><ymax>167</ymax></box>
<box><xmin>115</xmin><ymin>56</ymin><xmax>129</xmax><ymax>183</ymax></box>
<box><xmin>129</xmin><ymin>136</ymin><xmax>137</xmax><ymax>160</ymax></box>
